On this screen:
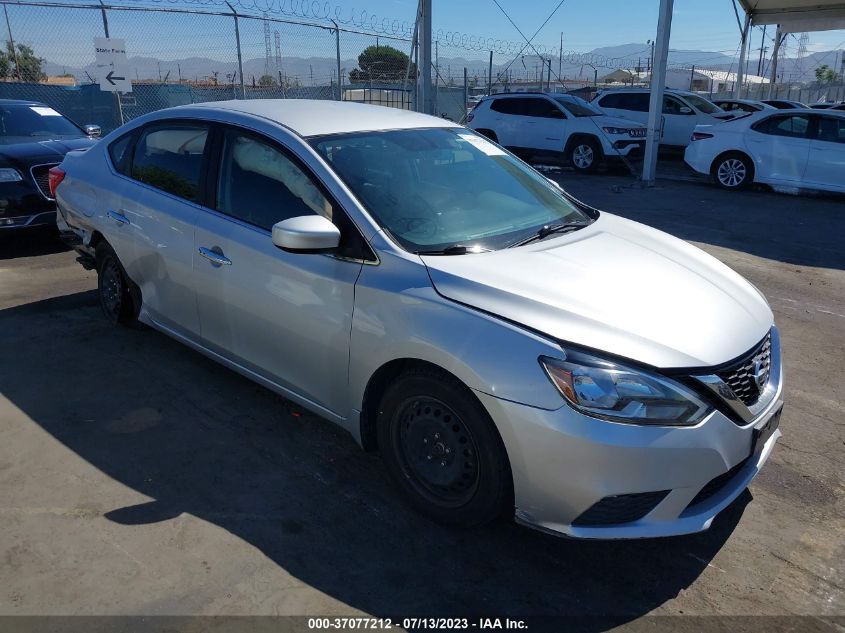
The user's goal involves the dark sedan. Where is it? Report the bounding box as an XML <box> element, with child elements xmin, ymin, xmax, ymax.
<box><xmin>0</xmin><ymin>99</ymin><xmax>100</xmax><ymax>231</ymax></box>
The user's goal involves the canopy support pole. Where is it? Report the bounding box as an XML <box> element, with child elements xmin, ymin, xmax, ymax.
<box><xmin>642</xmin><ymin>0</ymin><xmax>674</xmax><ymax>186</ymax></box>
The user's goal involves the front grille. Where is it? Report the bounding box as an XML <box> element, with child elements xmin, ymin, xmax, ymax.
<box><xmin>685</xmin><ymin>455</ymin><xmax>751</xmax><ymax>510</ymax></box>
<box><xmin>30</xmin><ymin>163</ymin><xmax>59</xmax><ymax>200</ymax></box>
<box><xmin>716</xmin><ymin>333</ymin><xmax>772</xmax><ymax>406</ymax></box>
<box><xmin>572</xmin><ymin>490</ymin><xmax>670</xmax><ymax>526</ymax></box>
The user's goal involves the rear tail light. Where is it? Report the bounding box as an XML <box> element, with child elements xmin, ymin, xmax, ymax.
<box><xmin>691</xmin><ymin>132</ymin><xmax>714</xmax><ymax>142</ymax></box>
<box><xmin>48</xmin><ymin>166</ymin><xmax>65</xmax><ymax>197</ymax></box>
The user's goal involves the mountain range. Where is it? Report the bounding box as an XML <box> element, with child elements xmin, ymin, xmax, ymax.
<box><xmin>43</xmin><ymin>42</ymin><xmax>844</xmax><ymax>86</ymax></box>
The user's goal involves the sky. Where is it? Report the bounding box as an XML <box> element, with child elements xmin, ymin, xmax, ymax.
<box><xmin>11</xmin><ymin>0</ymin><xmax>845</xmax><ymax>80</ymax></box>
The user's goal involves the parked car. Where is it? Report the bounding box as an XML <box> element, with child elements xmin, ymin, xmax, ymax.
<box><xmin>684</xmin><ymin>108</ymin><xmax>845</xmax><ymax>193</ymax></box>
<box><xmin>811</xmin><ymin>102</ymin><xmax>845</xmax><ymax>110</ymax></box>
<box><xmin>55</xmin><ymin>100</ymin><xmax>783</xmax><ymax>539</ymax></box>
<box><xmin>592</xmin><ymin>89</ymin><xmax>732</xmax><ymax>147</ymax></box>
<box><xmin>713</xmin><ymin>98</ymin><xmax>775</xmax><ymax>113</ymax></box>
<box><xmin>761</xmin><ymin>99</ymin><xmax>808</xmax><ymax>110</ymax></box>
<box><xmin>0</xmin><ymin>99</ymin><xmax>100</xmax><ymax>230</ymax></box>
<box><xmin>467</xmin><ymin>92</ymin><xmax>646</xmax><ymax>172</ymax></box>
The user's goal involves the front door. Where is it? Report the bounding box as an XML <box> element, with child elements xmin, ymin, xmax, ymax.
<box><xmin>193</xmin><ymin>126</ymin><xmax>362</xmax><ymax>416</ymax></box>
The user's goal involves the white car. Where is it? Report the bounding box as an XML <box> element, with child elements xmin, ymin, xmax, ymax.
<box><xmin>593</xmin><ymin>89</ymin><xmax>733</xmax><ymax>147</ymax></box>
<box><xmin>467</xmin><ymin>92</ymin><xmax>646</xmax><ymax>172</ymax></box>
<box><xmin>713</xmin><ymin>99</ymin><xmax>775</xmax><ymax>114</ymax></box>
<box><xmin>684</xmin><ymin>108</ymin><xmax>845</xmax><ymax>192</ymax></box>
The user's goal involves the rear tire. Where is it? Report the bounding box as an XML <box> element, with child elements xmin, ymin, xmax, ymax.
<box><xmin>569</xmin><ymin>138</ymin><xmax>601</xmax><ymax>173</ymax></box>
<box><xmin>712</xmin><ymin>152</ymin><xmax>753</xmax><ymax>190</ymax></box>
<box><xmin>95</xmin><ymin>241</ymin><xmax>141</xmax><ymax>327</ymax></box>
<box><xmin>377</xmin><ymin>367</ymin><xmax>512</xmax><ymax>526</ymax></box>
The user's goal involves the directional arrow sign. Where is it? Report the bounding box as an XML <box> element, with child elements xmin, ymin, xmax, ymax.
<box><xmin>105</xmin><ymin>70</ymin><xmax>126</xmax><ymax>86</ymax></box>
<box><xmin>94</xmin><ymin>37</ymin><xmax>132</xmax><ymax>93</ymax></box>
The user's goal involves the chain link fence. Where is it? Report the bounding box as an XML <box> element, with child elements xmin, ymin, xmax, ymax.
<box><xmin>0</xmin><ymin>0</ymin><xmax>842</xmax><ymax>135</ymax></box>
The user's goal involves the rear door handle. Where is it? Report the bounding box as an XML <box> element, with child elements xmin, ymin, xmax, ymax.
<box><xmin>107</xmin><ymin>210</ymin><xmax>130</xmax><ymax>225</ymax></box>
<box><xmin>198</xmin><ymin>246</ymin><xmax>232</xmax><ymax>266</ymax></box>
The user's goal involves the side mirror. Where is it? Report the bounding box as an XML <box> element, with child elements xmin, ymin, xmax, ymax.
<box><xmin>679</xmin><ymin>106</ymin><xmax>693</xmax><ymax>115</ymax></box>
<box><xmin>272</xmin><ymin>215</ymin><xmax>340</xmax><ymax>252</ymax></box>
<box><xmin>83</xmin><ymin>124</ymin><xmax>102</xmax><ymax>138</ymax></box>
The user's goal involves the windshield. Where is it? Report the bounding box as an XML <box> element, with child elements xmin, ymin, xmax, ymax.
<box><xmin>0</xmin><ymin>104</ymin><xmax>83</xmax><ymax>144</ymax></box>
<box><xmin>683</xmin><ymin>94</ymin><xmax>723</xmax><ymax>115</ymax></box>
<box><xmin>311</xmin><ymin>128</ymin><xmax>592</xmax><ymax>253</ymax></box>
<box><xmin>552</xmin><ymin>95</ymin><xmax>602</xmax><ymax>117</ymax></box>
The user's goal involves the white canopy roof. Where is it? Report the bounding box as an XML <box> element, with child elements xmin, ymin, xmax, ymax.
<box><xmin>738</xmin><ymin>0</ymin><xmax>845</xmax><ymax>31</ymax></box>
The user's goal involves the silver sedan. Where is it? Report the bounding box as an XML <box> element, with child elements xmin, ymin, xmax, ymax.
<box><xmin>53</xmin><ymin>100</ymin><xmax>783</xmax><ymax>539</ymax></box>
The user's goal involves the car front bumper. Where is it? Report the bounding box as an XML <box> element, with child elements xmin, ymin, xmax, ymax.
<box><xmin>0</xmin><ymin>209</ymin><xmax>57</xmax><ymax>230</ymax></box>
<box><xmin>475</xmin><ymin>373</ymin><xmax>783</xmax><ymax>539</ymax></box>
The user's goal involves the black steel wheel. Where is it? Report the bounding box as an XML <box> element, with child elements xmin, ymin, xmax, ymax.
<box><xmin>377</xmin><ymin>366</ymin><xmax>512</xmax><ymax>526</ymax></box>
<box><xmin>392</xmin><ymin>396</ymin><xmax>480</xmax><ymax>508</ymax></box>
<box><xmin>96</xmin><ymin>241</ymin><xmax>141</xmax><ymax>327</ymax></box>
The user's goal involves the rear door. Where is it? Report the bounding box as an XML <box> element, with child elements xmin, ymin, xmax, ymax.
<box><xmin>192</xmin><ymin>125</ymin><xmax>364</xmax><ymax>415</ymax></box>
<box><xmin>661</xmin><ymin>95</ymin><xmax>698</xmax><ymax>146</ymax></box>
<box><xmin>117</xmin><ymin>120</ymin><xmax>209</xmax><ymax>337</ymax></box>
<box><xmin>805</xmin><ymin>115</ymin><xmax>845</xmax><ymax>192</ymax></box>
<box><xmin>747</xmin><ymin>114</ymin><xmax>812</xmax><ymax>184</ymax></box>
<box><xmin>488</xmin><ymin>97</ymin><xmax>567</xmax><ymax>153</ymax></box>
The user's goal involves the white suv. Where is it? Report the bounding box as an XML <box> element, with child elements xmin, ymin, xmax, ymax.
<box><xmin>467</xmin><ymin>92</ymin><xmax>646</xmax><ymax>172</ymax></box>
<box><xmin>593</xmin><ymin>89</ymin><xmax>732</xmax><ymax>147</ymax></box>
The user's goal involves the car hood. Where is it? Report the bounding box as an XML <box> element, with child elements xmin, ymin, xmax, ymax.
<box><xmin>593</xmin><ymin>115</ymin><xmax>646</xmax><ymax>129</ymax></box>
<box><xmin>421</xmin><ymin>213</ymin><xmax>773</xmax><ymax>369</ymax></box>
<box><xmin>0</xmin><ymin>137</ymin><xmax>96</xmax><ymax>167</ymax></box>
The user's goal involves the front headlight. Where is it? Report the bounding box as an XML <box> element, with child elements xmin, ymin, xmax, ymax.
<box><xmin>0</xmin><ymin>168</ymin><xmax>22</xmax><ymax>182</ymax></box>
<box><xmin>540</xmin><ymin>351</ymin><xmax>712</xmax><ymax>426</ymax></box>
<box><xmin>601</xmin><ymin>126</ymin><xmax>632</xmax><ymax>135</ymax></box>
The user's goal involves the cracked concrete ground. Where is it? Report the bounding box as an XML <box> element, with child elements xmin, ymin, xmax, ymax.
<box><xmin>0</xmin><ymin>174</ymin><xmax>842</xmax><ymax>630</ymax></box>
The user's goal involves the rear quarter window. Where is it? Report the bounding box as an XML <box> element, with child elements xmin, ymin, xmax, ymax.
<box><xmin>108</xmin><ymin>133</ymin><xmax>133</xmax><ymax>176</ymax></box>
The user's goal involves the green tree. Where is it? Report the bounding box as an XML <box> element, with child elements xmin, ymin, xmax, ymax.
<box><xmin>349</xmin><ymin>44</ymin><xmax>414</xmax><ymax>84</ymax></box>
<box><xmin>815</xmin><ymin>64</ymin><xmax>840</xmax><ymax>83</ymax></box>
<box><xmin>0</xmin><ymin>41</ymin><xmax>47</xmax><ymax>81</ymax></box>
<box><xmin>258</xmin><ymin>73</ymin><xmax>277</xmax><ymax>87</ymax></box>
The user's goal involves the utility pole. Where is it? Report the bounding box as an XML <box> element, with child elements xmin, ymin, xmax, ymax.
<box><xmin>225</xmin><ymin>2</ymin><xmax>246</xmax><ymax>98</ymax></box>
<box><xmin>558</xmin><ymin>32</ymin><xmax>563</xmax><ymax>88</ymax></box>
<box><xmin>487</xmin><ymin>50</ymin><xmax>493</xmax><ymax>95</ymax></box>
<box><xmin>757</xmin><ymin>25</ymin><xmax>767</xmax><ymax>76</ymax></box>
<box><xmin>419</xmin><ymin>0</ymin><xmax>432</xmax><ymax>114</ymax></box>
<box><xmin>689</xmin><ymin>64</ymin><xmax>695</xmax><ymax>90</ymax></box>
<box><xmin>768</xmin><ymin>25</ymin><xmax>785</xmax><ymax>98</ymax></box>
<box><xmin>546</xmin><ymin>58</ymin><xmax>552</xmax><ymax>92</ymax></box>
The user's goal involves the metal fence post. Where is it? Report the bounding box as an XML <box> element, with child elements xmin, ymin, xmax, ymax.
<box><xmin>462</xmin><ymin>67</ymin><xmax>467</xmax><ymax>122</ymax></box>
<box><xmin>226</xmin><ymin>2</ymin><xmax>245</xmax><ymax>99</ymax></box>
<box><xmin>97</xmin><ymin>0</ymin><xmax>124</xmax><ymax>125</ymax></box>
<box><xmin>332</xmin><ymin>21</ymin><xmax>342</xmax><ymax>101</ymax></box>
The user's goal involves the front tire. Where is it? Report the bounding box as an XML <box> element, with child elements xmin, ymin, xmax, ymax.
<box><xmin>712</xmin><ymin>152</ymin><xmax>753</xmax><ymax>190</ymax></box>
<box><xmin>377</xmin><ymin>367</ymin><xmax>512</xmax><ymax>526</ymax></box>
<box><xmin>96</xmin><ymin>241</ymin><xmax>140</xmax><ymax>327</ymax></box>
<box><xmin>569</xmin><ymin>138</ymin><xmax>601</xmax><ymax>173</ymax></box>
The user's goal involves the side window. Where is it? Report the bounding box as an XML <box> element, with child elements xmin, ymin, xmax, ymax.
<box><xmin>817</xmin><ymin>117</ymin><xmax>845</xmax><ymax>143</ymax></box>
<box><xmin>663</xmin><ymin>97</ymin><xmax>690</xmax><ymax>115</ymax></box>
<box><xmin>618</xmin><ymin>93</ymin><xmax>650</xmax><ymax>112</ymax></box>
<box><xmin>754</xmin><ymin>115</ymin><xmax>810</xmax><ymax>138</ymax></box>
<box><xmin>131</xmin><ymin>123</ymin><xmax>209</xmax><ymax>201</ymax></box>
<box><xmin>215</xmin><ymin>130</ymin><xmax>332</xmax><ymax>231</ymax></box>
<box><xmin>490</xmin><ymin>98</ymin><xmax>529</xmax><ymax>116</ymax></box>
<box><xmin>526</xmin><ymin>99</ymin><xmax>565</xmax><ymax>118</ymax></box>
<box><xmin>598</xmin><ymin>94</ymin><xmax>620</xmax><ymax>109</ymax></box>
<box><xmin>108</xmin><ymin>132</ymin><xmax>133</xmax><ymax>176</ymax></box>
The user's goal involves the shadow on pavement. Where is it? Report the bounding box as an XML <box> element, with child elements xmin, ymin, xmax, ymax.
<box><xmin>0</xmin><ymin>228</ymin><xmax>69</xmax><ymax>261</ymax></box>
<box><xmin>0</xmin><ymin>291</ymin><xmax>750</xmax><ymax>630</ymax></box>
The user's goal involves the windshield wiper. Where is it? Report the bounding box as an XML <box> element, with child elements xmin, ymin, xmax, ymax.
<box><xmin>506</xmin><ymin>222</ymin><xmax>587</xmax><ymax>248</ymax></box>
<box><xmin>415</xmin><ymin>244</ymin><xmax>490</xmax><ymax>256</ymax></box>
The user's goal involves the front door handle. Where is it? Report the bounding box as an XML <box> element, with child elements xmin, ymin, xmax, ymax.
<box><xmin>198</xmin><ymin>246</ymin><xmax>232</xmax><ymax>266</ymax></box>
<box><xmin>107</xmin><ymin>210</ymin><xmax>130</xmax><ymax>225</ymax></box>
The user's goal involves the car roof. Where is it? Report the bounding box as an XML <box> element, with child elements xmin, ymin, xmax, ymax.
<box><xmin>183</xmin><ymin>99</ymin><xmax>460</xmax><ymax>137</ymax></box>
<box><xmin>597</xmin><ymin>88</ymin><xmax>696</xmax><ymax>96</ymax></box>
